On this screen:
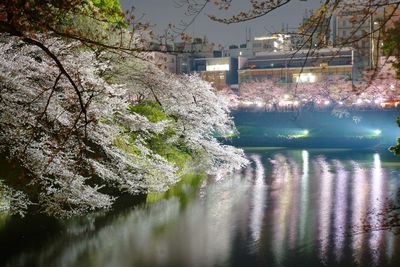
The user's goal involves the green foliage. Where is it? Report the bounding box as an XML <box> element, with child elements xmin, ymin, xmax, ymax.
<box><xmin>114</xmin><ymin>136</ymin><xmax>141</xmax><ymax>155</ymax></box>
<box><xmin>0</xmin><ymin>180</ymin><xmax>9</xmax><ymax>213</ymax></box>
<box><xmin>90</xmin><ymin>0</ymin><xmax>125</xmax><ymax>26</ymax></box>
<box><xmin>0</xmin><ymin>213</ymin><xmax>8</xmax><ymax>229</ymax></box>
<box><xmin>389</xmin><ymin>116</ymin><xmax>400</xmax><ymax>155</ymax></box>
<box><xmin>128</xmin><ymin>101</ymin><xmax>170</xmax><ymax>123</ymax></box>
<box><xmin>91</xmin><ymin>0</ymin><xmax>123</xmax><ymax>15</ymax></box>
<box><xmin>146</xmin><ymin>134</ymin><xmax>191</xmax><ymax>169</ymax></box>
<box><xmin>146</xmin><ymin>173</ymin><xmax>205</xmax><ymax>207</ymax></box>
<box><xmin>115</xmin><ymin>102</ymin><xmax>193</xmax><ymax>169</ymax></box>
<box><xmin>56</xmin><ymin>0</ymin><xmax>126</xmax><ymax>43</ymax></box>
<box><xmin>383</xmin><ymin>22</ymin><xmax>400</xmax><ymax>156</ymax></box>
<box><xmin>1</xmin><ymin>0</ymin><xmax>126</xmax><ymax>38</ymax></box>
<box><xmin>65</xmin><ymin>0</ymin><xmax>125</xmax><ymax>27</ymax></box>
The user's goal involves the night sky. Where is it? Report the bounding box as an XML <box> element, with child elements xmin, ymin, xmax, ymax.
<box><xmin>120</xmin><ymin>0</ymin><xmax>322</xmax><ymax>47</ymax></box>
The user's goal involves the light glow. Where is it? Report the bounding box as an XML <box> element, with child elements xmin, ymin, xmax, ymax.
<box><xmin>206</xmin><ymin>64</ymin><xmax>230</xmax><ymax>71</ymax></box>
<box><xmin>373</xmin><ymin>129</ymin><xmax>382</xmax><ymax>135</ymax></box>
<box><xmin>374</xmin><ymin>99</ymin><xmax>382</xmax><ymax>104</ymax></box>
<box><xmin>249</xmin><ymin>155</ymin><xmax>267</xmax><ymax>244</ymax></box>
<box><xmin>294</xmin><ymin>73</ymin><xmax>317</xmax><ymax>83</ymax></box>
<box><xmin>369</xmin><ymin>153</ymin><xmax>384</xmax><ymax>264</ymax></box>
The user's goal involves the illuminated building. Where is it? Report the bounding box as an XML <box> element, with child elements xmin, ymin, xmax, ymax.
<box><xmin>193</xmin><ymin>57</ymin><xmax>238</xmax><ymax>89</ymax></box>
<box><xmin>173</xmin><ymin>36</ymin><xmax>217</xmax><ymax>75</ymax></box>
<box><xmin>227</xmin><ymin>33</ymin><xmax>295</xmax><ymax>58</ymax></box>
<box><xmin>238</xmin><ymin>47</ymin><xmax>353</xmax><ymax>84</ymax></box>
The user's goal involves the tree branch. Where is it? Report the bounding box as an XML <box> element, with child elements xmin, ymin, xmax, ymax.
<box><xmin>20</xmin><ymin>36</ymin><xmax>89</xmax><ymax>137</ymax></box>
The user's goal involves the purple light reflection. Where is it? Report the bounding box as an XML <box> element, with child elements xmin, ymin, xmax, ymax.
<box><xmin>333</xmin><ymin>160</ymin><xmax>348</xmax><ymax>261</ymax></box>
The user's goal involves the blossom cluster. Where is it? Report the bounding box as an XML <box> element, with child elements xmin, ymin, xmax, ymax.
<box><xmin>0</xmin><ymin>35</ymin><xmax>247</xmax><ymax>217</ymax></box>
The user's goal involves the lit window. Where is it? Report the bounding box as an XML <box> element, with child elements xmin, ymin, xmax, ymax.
<box><xmin>206</xmin><ymin>64</ymin><xmax>230</xmax><ymax>71</ymax></box>
<box><xmin>293</xmin><ymin>73</ymin><xmax>317</xmax><ymax>83</ymax></box>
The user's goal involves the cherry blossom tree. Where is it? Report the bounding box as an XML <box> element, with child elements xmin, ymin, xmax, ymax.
<box><xmin>229</xmin><ymin>68</ymin><xmax>398</xmax><ymax>110</ymax></box>
<box><xmin>0</xmin><ymin>35</ymin><xmax>247</xmax><ymax>217</ymax></box>
<box><xmin>239</xmin><ymin>79</ymin><xmax>284</xmax><ymax>109</ymax></box>
<box><xmin>233</xmin><ymin>77</ymin><xmax>352</xmax><ymax>110</ymax></box>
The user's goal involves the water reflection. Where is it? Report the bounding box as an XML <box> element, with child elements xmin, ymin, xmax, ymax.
<box><xmin>351</xmin><ymin>161</ymin><xmax>369</xmax><ymax>264</ymax></box>
<box><xmin>369</xmin><ymin>153</ymin><xmax>386</xmax><ymax>264</ymax></box>
<box><xmin>270</xmin><ymin>154</ymin><xmax>293</xmax><ymax>264</ymax></box>
<box><xmin>333</xmin><ymin>160</ymin><xmax>348</xmax><ymax>261</ymax></box>
<box><xmin>249</xmin><ymin>154</ymin><xmax>267</xmax><ymax>245</ymax></box>
<box><xmin>316</xmin><ymin>157</ymin><xmax>333</xmax><ymax>262</ymax></box>
<box><xmin>298</xmin><ymin>150</ymin><xmax>310</xmax><ymax>244</ymax></box>
<box><xmin>1</xmin><ymin>150</ymin><xmax>400</xmax><ymax>267</ymax></box>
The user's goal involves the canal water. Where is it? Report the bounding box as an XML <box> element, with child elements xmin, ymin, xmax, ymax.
<box><xmin>1</xmin><ymin>149</ymin><xmax>400</xmax><ymax>267</ymax></box>
<box><xmin>229</xmin><ymin>110</ymin><xmax>400</xmax><ymax>148</ymax></box>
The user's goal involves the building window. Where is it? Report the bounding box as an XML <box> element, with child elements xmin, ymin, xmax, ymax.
<box><xmin>206</xmin><ymin>64</ymin><xmax>230</xmax><ymax>71</ymax></box>
<box><xmin>293</xmin><ymin>73</ymin><xmax>317</xmax><ymax>83</ymax></box>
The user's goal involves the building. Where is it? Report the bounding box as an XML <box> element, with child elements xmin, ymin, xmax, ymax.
<box><xmin>226</xmin><ymin>33</ymin><xmax>294</xmax><ymax>58</ymax></box>
<box><xmin>176</xmin><ymin>53</ymin><xmax>191</xmax><ymax>74</ymax></box>
<box><xmin>227</xmin><ymin>44</ymin><xmax>253</xmax><ymax>58</ymax></box>
<box><xmin>384</xmin><ymin>4</ymin><xmax>400</xmax><ymax>29</ymax></box>
<box><xmin>193</xmin><ymin>57</ymin><xmax>238</xmax><ymax>89</ymax></box>
<box><xmin>238</xmin><ymin>48</ymin><xmax>353</xmax><ymax>84</ymax></box>
<box><xmin>252</xmin><ymin>34</ymin><xmax>293</xmax><ymax>53</ymax></box>
<box><xmin>174</xmin><ymin>37</ymin><xmax>215</xmax><ymax>58</ymax></box>
<box><xmin>173</xmin><ymin>37</ymin><xmax>218</xmax><ymax>74</ymax></box>
<box><xmin>301</xmin><ymin>9</ymin><xmax>331</xmax><ymax>48</ymax></box>
<box><xmin>333</xmin><ymin>10</ymin><xmax>384</xmax><ymax>73</ymax></box>
<box><xmin>144</xmin><ymin>51</ymin><xmax>177</xmax><ymax>73</ymax></box>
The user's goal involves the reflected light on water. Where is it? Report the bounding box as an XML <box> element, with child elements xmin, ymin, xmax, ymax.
<box><xmin>351</xmin><ymin>162</ymin><xmax>369</xmax><ymax>264</ymax></box>
<box><xmin>333</xmin><ymin>160</ymin><xmax>348</xmax><ymax>261</ymax></box>
<box><xmin>316</xmin><ymin>157</ymin><xmax>333</xmax><ymax>262</ymax></box>
<box><xmin>299</xmin><ymin>150</ymin><xmax>310</xmax><ymax>244</ymax></box>
<box><xmin>249</xmin><ymin>155</ymin><xmax>267</xmax><ymax>245</ymax></box>
<box><xmin>2</xmin><ymin>150</ymin><xmax>400</xmax><ymax>267</ymax></box>
<box><xmin>288</xmin><ymin>158</ymin><xmax>301</xmax><ymax>250</ymax></box>
<box><xmin>271</xmin><ymin>154</ymin><xmax>293</xmax><ymax>264</ymax></box>
<box><xmin>369</xmin><ymin>153</ymin><xmax>385</xmax><ymax>264</ymax></box>
<box><xmin>384</xmin><ymin>174</ymin><xmax>399</xmax><ymax>260</ymax></box>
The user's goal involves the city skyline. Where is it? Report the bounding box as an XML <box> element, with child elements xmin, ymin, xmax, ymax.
<box><xmin>120</xmin><ymin>0</ymin><xmax>322</xmax><ymax>46</ymax></box>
